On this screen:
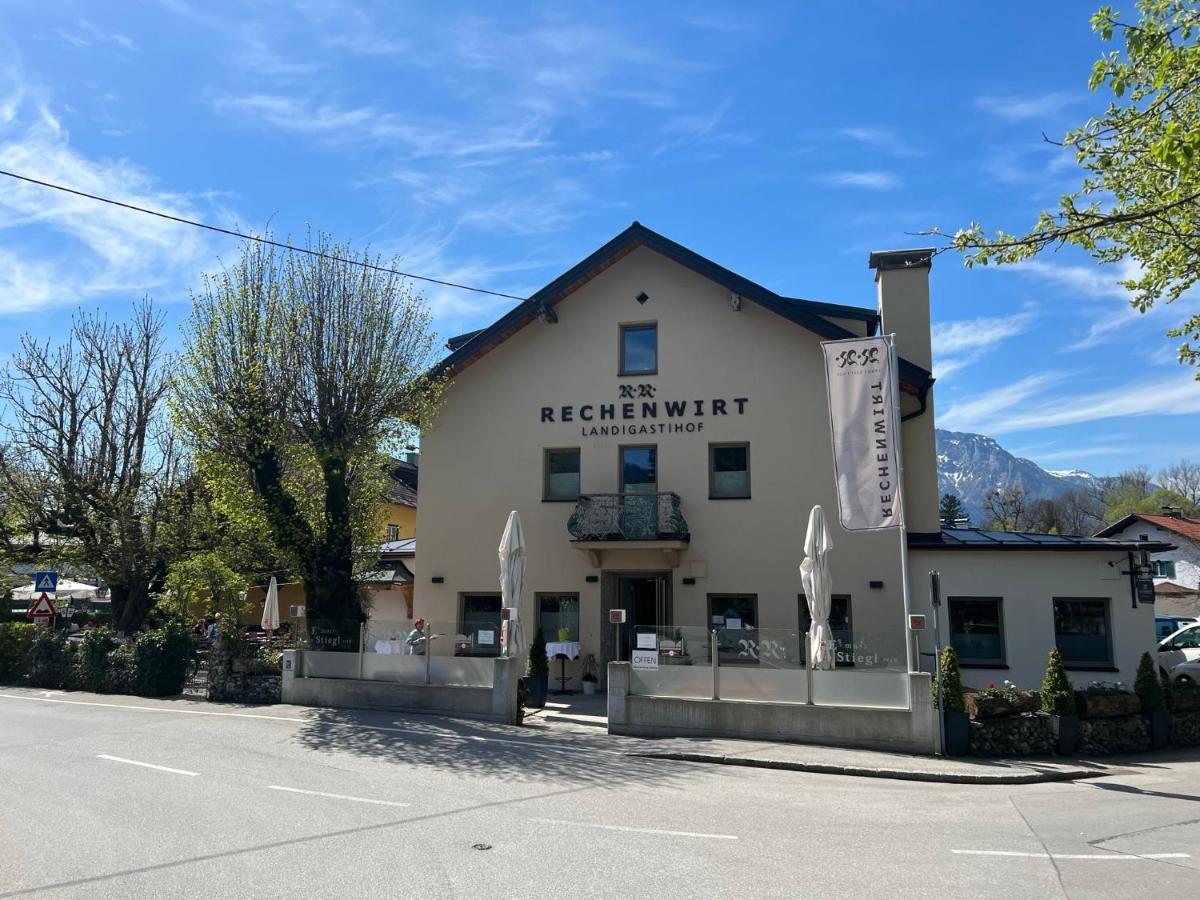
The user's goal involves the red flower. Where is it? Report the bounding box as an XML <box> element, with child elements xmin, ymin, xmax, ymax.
<box><xmin>988</xmin><ymin>682</ymin><xmax>994</xmax><ymax>689</ymax></box>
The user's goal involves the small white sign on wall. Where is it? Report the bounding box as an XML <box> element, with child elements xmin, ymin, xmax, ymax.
<box><xmin>478</xmin><ymin>630</ymin><xmax>496</xmax><ymax>646</ymax></box>
<box><xmin>631</xmin><ymin>649</ymin><xmax>659</xmax><ymax>670</ymax></box>
<box><xmin>636</xmin><ymin>633</ymin><xmax>657</xmax><ymax>650</ymax></box>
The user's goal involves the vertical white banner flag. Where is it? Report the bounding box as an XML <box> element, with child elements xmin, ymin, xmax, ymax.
<box><xmin>821</xmin><ymin>336</ymin><xmax>905</xmax><ymax>531</ymax></box>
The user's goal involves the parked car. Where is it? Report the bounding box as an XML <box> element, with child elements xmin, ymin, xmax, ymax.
<box><xmin>1157</xmin><ymin>622</ymin><xmax>1200</xmax><ymax>679</ymax></box>
<box><xmin>1156</xmin><ymin>613</ymin><xmax>1199</xmax><ymax>640</ymax></box>
<box><xmin>1167</xmin><ymin>657</ymin><xmax>1200</xmax><ymax>686</ymax></box>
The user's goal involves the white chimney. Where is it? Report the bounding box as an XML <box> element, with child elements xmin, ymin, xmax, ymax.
<box><xmin>869</xmin><ymin>249</ymin><xmax>939</xmax><ymax>534</ymax></box>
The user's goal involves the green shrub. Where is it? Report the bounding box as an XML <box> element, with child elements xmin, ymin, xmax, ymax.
<box><xmin>0</xmin><ymin>622</ymin><xmax>36</xmax><ymax>682</ymax></box>
<box><xmin>106</xmin><ymin>645</ymin><xmax>134</xmax><ymax>694</ymax></box>
<box><xmin>1135</xmin><ymin>651</ymin><xmax>1166</xmax><ymax>712</ymax></box>
<box><xmin>131</xmin><ymin>622</ymin><xmax>195</xmax><ymax>697</ymax></box>
<box><xmin>74</xmin><ymin>628</ymin><xmax>118</xmax><ymax>693</ymax></box>
<box><xmin>1041</xmin><ymin>647</ymin><xmax>1076</xmax><ymax>716</ymax></box>
<box><xmin>933</xmin><ymin>646</ymin><xmax>965</xmax><ymax>712</ymax></box>
<box><xmin>28</xmin><ymin>631</ymin><xmax>71</xmax><ymax>689</ymax></box>
<box><xmin>526</xmin><ymin>627</ymin><xmax>549</xmax><ymax>678</ymax></box>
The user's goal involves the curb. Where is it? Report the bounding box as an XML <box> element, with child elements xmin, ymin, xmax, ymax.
<box><xmin>628</xmin><ymin>751</ymin><xmax>1100</xmax><ymax>785</ymax></box>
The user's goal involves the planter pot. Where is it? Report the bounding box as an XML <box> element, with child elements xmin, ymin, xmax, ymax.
<box><xmin>1078</xmin><ymin>692</ymin><xmax>1141</xmax><ymax>719</ymax></box>
<box><xmin>582</xmin><ymin>679</ymin><xmax>597</xmax><ymax>696</ymax></box>
<box><xmin>1051</xmin><ymin>714</ymin><xmax>1080</xmax><ymax>755</ymax></box>
<box><xmin>965</xmin><ymin>690</ymin><xmax>1041</xmax><ymax>720</ymax></box>
<box><xmin>522</xmin><ymin>674</ymin><xmax>548</xmax><ymax>709</ymax></box>
<box><xmin>943</xmin><ymin>709</ymin><xmax>970</xmax><ymax>756</ymax></box>
<box><xmin>1148</xmin><ymin>709</ymin><xmax>1170</xmax><ymax>750</ymax></box>
<box><xmin>557</xmin><ymin>629</ymin><xmax>570</xmax><ymax>642</ymax></box>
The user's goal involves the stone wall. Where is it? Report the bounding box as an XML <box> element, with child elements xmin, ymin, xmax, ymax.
<box><xmin>206</xmin><ymin>641</ymin><xmax>281</xmax><ymax>705</ymax></box>
<box><xmin>1170</xmin><ymin>711</ymin><xmax>1200</xmax><ymax>747</ymax></box>
<box><xmin>968</xmin><ymin>713</ymin><xmax>1054</xmax><ymax>757</ymax></box>
<box><xmin>1079</xmin><ymin>716</ymin><xmax>1150</xmax><ymax>755</ymax></box>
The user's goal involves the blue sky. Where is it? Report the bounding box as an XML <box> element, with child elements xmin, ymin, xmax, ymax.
<box><xmin>1</xmin><ymin>1</ymin><xmax>1197</xmax><ymax>476</ymax></box>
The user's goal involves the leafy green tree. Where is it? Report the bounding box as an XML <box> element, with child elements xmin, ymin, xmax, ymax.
<box><xmin>159</xmin><ymin>551</ymin><xmax>250</xmax><ymax>622</ymax></box>
<box><xmin>175</xmin><ymin>235</ymin><xmax>443</xmax><ymax>633</ymax></box>
<box><xmin>938</xmin><ymin>493</ymin><xmax>969</xmax><ymax>527</ymax></box>
<box><xmin>937</xmin><ymin>2</ymin><xmax>1200</xmax><ymax>373</ymax></box>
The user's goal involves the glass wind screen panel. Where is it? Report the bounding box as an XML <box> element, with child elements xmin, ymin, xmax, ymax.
<box><xmin>1053</xmin><ymin>599</ymin><xmax>1111</xmax><ymax>664</ymax></box>
<box><xmin>545</xmin><ymin>449</ymin><xmax>580</xmax><ymax>500</ymax></box>
<box><xmin>621</xmin><ymin>324</ymin><xmax>656</xmax><ymax>374</ymax></box>
<box><xmin>460</xmin><ymin>594</ymin><xmax>502</xmax><ymax>657</ymax></box>
<box><xmin>711</xmin><ymin>445</ymin><xmax>749</xmax><ymax>497</ymax></box>
<box><xmin>709</xmin><ymin>595</ymin><xmax>759</xmax><ymax>665</ymax></box>
<box><xmin>949</xmin><ymin>598</ymin><xmax>1004</xmax><ymax>664</ymax></box>
<box><xmin>621</xmin><ymin>447</ymin><xmax>657</xmax><ymax>493</ymax></box>
<box><xmin>539</xmin><ymin>594</ymin><xmax>580</xmax><ymax>641</ymax></box>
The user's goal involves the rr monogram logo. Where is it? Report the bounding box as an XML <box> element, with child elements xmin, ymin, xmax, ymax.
<box><xmin>835</xmin><ymin>347</ymin><xmax>881</xmax><ymax>368</ymax></box>
<box><xmin>618</xmin><ymin>384</ymin><xmax>656</xmax><ymax>398</ymax></box>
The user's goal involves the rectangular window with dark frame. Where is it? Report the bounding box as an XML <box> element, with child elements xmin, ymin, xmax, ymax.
<box><xmin>1153</xmin><ymin>559</ymin><xmax>1177</xmax><ymax>579</ymax></box>
<box><xmin>458</xmin><ymin>593</ymin><xmax>502</xmax><ymax>657</ymax></box>
<box><xmin>709</xmin><ymin>443</ymin><xmax>750</xmax><ymax>499</ymax></box>
<box><xmin>709</xmin><ymin>594</ymin><xmax>759</xmax><ymax>665</ymax></box>
<box><xmin>948</xmin><ymin>597</ymin><xmax>1005</xmax><ymax>666</ymax></box>
<box><xmin>386</xmin><ymin>524</ymin><xmax>400</xmax><ymax>542</ymax></box>
<box><xmin>620</xmin><ymin>445</ymin><xmax>657</xmax><ymax>494</ymax></box>
<box><xmin>620</xmin><ymin>323</ymin><xmax>657</xmax><ymax>375</ymax></box>
<box><xmin>798</xmin><ymin>595</ymin><xmax>854</xmax><ymax>667</ymax></box>
<box><xmin>543</xmin><ymin>448</ymin><xmax>581</xmax><ymax>501</ymax></box>
<box><xmin>1053</xmin><ymin>597</ymin><xmax>1113</xmax><ymax>668</ymax></box>
<box><xmin>538</xmin><ymin>593</ymin><xmax>580</xmax><ymax>642</ymax></box>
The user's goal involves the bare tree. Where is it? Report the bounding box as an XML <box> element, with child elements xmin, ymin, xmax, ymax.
<box><xmin>982</xmin><ymin>484</ymin><xmax>1028</xmax><ymax>532</ymax></box>
<box><xmin>0</xmin><ymin>301</ymin><xmax>179</xmax><ymax>632</ymax></box>
<box><xmin>1159</xmin><ymin>459</ymin><xmax>1200</xmax><ymax>508</ymax></box>
<box><xmin>176</xmin><ymin>235</ymin><xmax>443</xmax><ymax>637</ymax></box>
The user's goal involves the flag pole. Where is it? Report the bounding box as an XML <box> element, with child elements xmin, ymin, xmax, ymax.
<box><xmin>887</xmin><ymin>333</ymin><xmax>915</xmax><ymax>680</ymax></box>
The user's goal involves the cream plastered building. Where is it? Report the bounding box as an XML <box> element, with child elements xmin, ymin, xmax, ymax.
<box><xmin>414</xmin><ymin>223</ymin><xmax>1167</xmax><ymax>692</ymax></box>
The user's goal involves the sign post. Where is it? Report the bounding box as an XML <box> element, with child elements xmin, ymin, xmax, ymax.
<box><xmin>608</xmin><ymin>608</ymin><xmax>626</xmax><ymax>661</ymax></box>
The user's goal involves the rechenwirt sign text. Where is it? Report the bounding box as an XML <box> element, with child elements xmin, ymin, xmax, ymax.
<box><xmin>540</xmin><ymin>383</ymin><xmax>748</xmax><ymax>437</ymax></box>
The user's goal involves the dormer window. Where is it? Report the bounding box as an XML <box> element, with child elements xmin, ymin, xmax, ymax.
<box><xmin>620</xmin><ymin>323</ymin><xmax>657</xmax><ymax>375</ymax></box>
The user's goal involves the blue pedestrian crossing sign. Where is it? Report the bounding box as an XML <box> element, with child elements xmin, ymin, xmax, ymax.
<box><xmin>34</xmin><ymin>572</ymin><xmax>58</xmax><ymax>593</ymax></box>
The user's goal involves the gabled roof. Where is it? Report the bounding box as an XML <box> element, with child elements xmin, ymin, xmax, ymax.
<box><xmin>434</xmin><ymin>222</ymin><xmax>929</xmax><ymax>389</ymax></box>
<box><xmin>1156</xmin><ymin>581</ymin><xmax>1199</xmax><ymax>596</ymax></box>
<box><xmin>909</xmin><ymin>527</ymin><xmax>1175</xmax><ymax>553</ymax></box>
<box><xmin>1096</xmin><ymin>513</ymin><xmax>1200</xmax><ymax>543</ymax></box>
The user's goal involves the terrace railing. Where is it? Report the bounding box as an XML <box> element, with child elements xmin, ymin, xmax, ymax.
<box><xmin>567</xmin><ymin>492</ymin><xmax>689</xmax><ymax>542</ymax></box>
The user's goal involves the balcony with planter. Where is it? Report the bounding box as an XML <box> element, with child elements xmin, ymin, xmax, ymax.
<box><xmin>566</xmin><ymin>492</ymin><xmax>690</xmax><ymax>567</ymax></box>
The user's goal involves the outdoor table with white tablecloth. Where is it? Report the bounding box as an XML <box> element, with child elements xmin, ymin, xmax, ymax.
<box><xmin>546</xmin><ymin>641</ymin><xmax>581</xmax><ymax>694</ymax></box>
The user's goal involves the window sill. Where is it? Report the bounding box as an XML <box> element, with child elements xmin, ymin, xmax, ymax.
<box><xmin>1064</xmin><ymin>665</ymin><xmax>1118</xmax><ymax>672</ymax></box>
<box><xmin>619</xmin><ymin>370</ymin><xmax>657</xmax><ymax>377</ymax></box>
<box><xmin>709</xmin><ymin>495</ymin><xmax>751</xmax><ymax>501</ymax></box>
<box><xmin>959</xmin><ymin>663</ymin><xmax>1009</xmax><ymax>669</ymax></box>
<box><xmin>542</xmin><ymin>497</ymin><xmax>579</xmax><ymax>503</ymax></box>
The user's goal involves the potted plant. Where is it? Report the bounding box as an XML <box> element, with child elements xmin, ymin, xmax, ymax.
<box><xmin>524</xmin><ymin>627</ymin><xmax>549</xmax><ymax>708</ymax></box>
<box><xmin>557</xmin><ymin>598</ymin><xmax>577</xmax><ymax>642</ymax></box>
<box><xmin>1041</xmin><ymin>647</ymin><xmax>1079</xmax><ymax>755</ymax></box>
<box><xmin>580</xmin><ymin>654</ymin><xmax>599</xmax><ymax>695</ymax></box>
<box><xmin>934</xmin><ymin>646</ymin><xmax>969</xmax><ymax>756</ymax></box>
<box><xmin>1135</xmin><ymin>650</ymin><xmax>1169</xmax><ymax>750</ymax></box>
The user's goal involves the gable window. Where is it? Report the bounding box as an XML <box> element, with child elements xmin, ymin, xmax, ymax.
<box><xmin>386</xmin><ymin>524</ymin><xmax>400</xmax><ymax>542</ymax></box>
<box><xmin>620</xmin><ymin>323</ymin><xmax>657</xmax><ymax>375</ymax></box>
<box><xmin>948</xmin><ymin>597</ymin><xmax>1005</xmax><ymax>666</ymax></box>
<box><xmin>709</xmin><ymin>443</ymin><xmax>750</xmax><ymax>499</ymax></box>
<box><xmin>1153</xmin><ymin>559</ymin><xmax>1177</xmax><ymax>579</ymax></box>
<box><xmin>1053</xmin><ymin>598</ymin><xmax>1113</xmax><ymax>668</ymax></box>
<box><xmin>544</xmin><ymin>448</ymin><xmax>581</xmax><ymax>501</ymax></box>
<box><xmin>458</xmin><ymin>593</ymin><xmax>502</xmax><ymax>657</ymax></box>
<box><xmin>799</xmin><ymin>595</ymin><xmax>854</xmax><ymax>667</ymax></box>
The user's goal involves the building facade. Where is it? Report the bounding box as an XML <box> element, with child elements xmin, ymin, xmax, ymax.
<box><xmin>413</xmin><ymin>224</ymin><xmax>1162</xmax><ymax>692</ymax></box>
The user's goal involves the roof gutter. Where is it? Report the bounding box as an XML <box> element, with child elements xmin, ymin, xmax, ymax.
<box><xmin>900</xmin><ymin>377</ymin><xmax>932</xmax><ymax>422</ymax></box>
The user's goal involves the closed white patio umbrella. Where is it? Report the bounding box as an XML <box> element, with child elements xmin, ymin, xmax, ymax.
<box><xmin>498</xmin><ymin>511</ymin><xmax>527</xmax><ymax>656</ymax></box>
<box><xmin>800</xmin><ymin>505</ymin><xmax>836</xmax><ymax>670</ymax></box>
<box><xmin>260</xmin><ymin>576</ymin><xmax>280</xmax><ymax>634</ymax></box>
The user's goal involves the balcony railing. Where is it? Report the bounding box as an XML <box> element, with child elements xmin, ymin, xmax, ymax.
<box><xmin>567</xmin><ymin>492</ymin><xmax>689</xmax><ymax>542</ymax></box>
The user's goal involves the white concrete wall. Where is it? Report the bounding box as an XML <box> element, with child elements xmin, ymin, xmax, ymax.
<box><xmin>909</xmin><ymin>549</ymin><xmax>1156</xmax><ymax>690</ymax></box>
<box><xmin>416</xmin><ymin>245</ymin><xmax>913</xmax><ymax>675</ymax></box>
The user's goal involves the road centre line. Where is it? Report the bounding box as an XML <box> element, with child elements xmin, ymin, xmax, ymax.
<box><xmin>0</xmin><ymin>692</ymin><xmax>623</xmax><ymax>755</ymax></box>
<box><xmin>531</xmin><ymin>818</ymin><xmax>739</xmax><ymax>840</ymax></box>
<box><xmin>266</xmin><ymin>785</ymin><xmax>410</xmax><ymax>807</ymax></box>
<box><xmin>951</xmin><ymin>849</ymin><xmax>1189</xmax><ymax>860</ymax></box>
<box><xmin>96</xmin><ymin>755</ymin><xmax>199</xmax><ymax>777</ymax></box>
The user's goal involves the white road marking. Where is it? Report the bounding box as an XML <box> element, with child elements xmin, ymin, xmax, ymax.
<box><xmin>266</xmin><ymin>785</ymin><xmax>410</xmax><ymax>807</ymax></box>
<box><xmin>952</xmin><ymin>849</ymin><xmax>1189</xmax><ymax>860</ymax></box>
<box><xmin>0</xmin><ymin>692</ymin><xmax>307</xmax><ymax>723</ymax></box>
<box><xmin>96</xmin><ymin>755</ymin><xmax>198</xmax><ymax>777</ymax></box>
<box><xmin>532</xmin><ymin>818</ymin><xmax>738</xmax><ymax>840</ymax></box>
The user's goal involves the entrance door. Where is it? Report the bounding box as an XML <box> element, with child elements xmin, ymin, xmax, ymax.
<box><xmin>600</xmin><ymin>572</ymin><xmax>671</xmax><ymax>672</ymax></box>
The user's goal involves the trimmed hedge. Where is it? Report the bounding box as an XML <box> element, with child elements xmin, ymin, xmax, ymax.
<box><xmin>1041</xmin><ymin>648</ymin><xmax>1075</xmax><ymax>716</ymax></box>
<box><xmin>130</xmin><ymin>622</ymin><xmax>195</xmax><ymax>697</ymax></box>
<box><xmin>0</xmin><ymin>622</ymin><xmax>36</xmax><ymax>682</ymax></box>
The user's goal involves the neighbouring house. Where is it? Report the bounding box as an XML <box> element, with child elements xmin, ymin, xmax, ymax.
<box><xmin>1096</xmin><ymin>509</ymin><xmax>1200</xmax><ymax>619</ymax></box>
<box><xmin>381</xmin><ymin>454</ymin><xmax>419</xmax><ymax>543</ymax></box>
<box><xmin>411</xmin><ymin>222</ymin><xmax>1169</xmax><ymax>698</ymax></box>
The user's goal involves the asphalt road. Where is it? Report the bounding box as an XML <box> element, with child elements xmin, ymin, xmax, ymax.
<box><xmin>1</xmin><ymin>687</ymin><xmax>1198</xmax><ymax>899</ymax></box>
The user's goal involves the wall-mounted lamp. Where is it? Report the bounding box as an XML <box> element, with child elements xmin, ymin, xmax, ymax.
<box><xmin>431</xmin><ymin>576</ymin><xmax>445</xmax><ymax>584</ymax></box>
<box><xmin>869</xmin><ymin>580</ymin><xmax>884</xmax><ymax>589</ymax></box>
<box><xmin>585</xmin><ymin>575</ymin><xmax>599</xmax><ymax>583</ymax></box>
<box><xmin>682</xmin><ymin>577</ymin><xmax>696</xmax><ymax>585</ymax></box>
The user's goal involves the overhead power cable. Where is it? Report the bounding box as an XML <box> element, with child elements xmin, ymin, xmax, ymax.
<box><xmin>0</xmin><ymin>167</ymin><xmax>529</xmax><ymax>302</ymax></box>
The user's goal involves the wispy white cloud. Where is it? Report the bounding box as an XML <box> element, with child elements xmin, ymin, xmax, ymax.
<box><xmin>931</xmin><ymin>309</ymin><xmax>1036</xmax><ymax>382</ymax></box>
<box><xmin>941</xmin><ymin>371</ymin><xmax>1200</xmax><ymax>435</ymax></box>
<box><xmin>837</xmin><ymin>126</ymin><xmax>922</xmax><ymax>158</ymax></box>
<box><xmin>975</xmin><ymin>92</ymin><xmax>1076</xmax><ymax>121</ymax></box>
<box><xmin>822</xmin><ymin>170</ymin><xmax>899</xmax><ymax>190</ymax></box>
<box><xmin>55</xmin><ymin>19</ymin><xmax>138</xmax><ymax>52</ymax></box>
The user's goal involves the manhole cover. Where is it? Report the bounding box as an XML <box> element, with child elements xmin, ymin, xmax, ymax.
<box><xmin>472</xmin><ymin>843</ymin><xmax>492</xmax><ymax>851</ymax></box>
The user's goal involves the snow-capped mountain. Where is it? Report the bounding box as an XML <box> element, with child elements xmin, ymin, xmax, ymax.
<box><xmin>936</xmin><ymin>429</ymin><xmax>1095</xmax><ymax>525</ymax></box>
